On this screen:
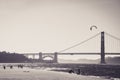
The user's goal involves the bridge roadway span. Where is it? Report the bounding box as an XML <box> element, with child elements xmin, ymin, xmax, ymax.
<box><xmin>22</xmin><ymin>52</ymin><xmax>120</xmax><ymax>63</ymax></box>
<box><xmin>22</xmin><ymin>52</ymin><xmax>120</xmax><ymax>55</ymax></box>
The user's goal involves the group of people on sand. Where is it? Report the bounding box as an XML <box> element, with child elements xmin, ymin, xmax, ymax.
<box><xmin>2</xmin><ymin>65</ymin><xmax>24</xmax><ymax>70</ymax></box>
<box><xmin>3</xmin><ymin>65</ymin><xmax>13</xmax><ymax>69</ymax></box>
<box><xmin>18</xmin><ymin>65</ymin><xmax>24</xmax><ymax>68</ymax></box>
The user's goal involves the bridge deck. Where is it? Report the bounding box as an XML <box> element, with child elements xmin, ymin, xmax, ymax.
<box><xmin>22</xmin><ymin>53</ymin><xmax>120</xmax><ymax>55</ymax></box>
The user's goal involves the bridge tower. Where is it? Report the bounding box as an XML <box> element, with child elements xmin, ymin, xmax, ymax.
<box><xmin>39</xmin><ymin>52</ymin><xmax>42</xmax><ymax>62</ymax></box>
<box><xmin>38</xmin><ymin>52</ymin><xmax>58</xmax><ymax>63</ymax></box>
<box><xmin>53</xmin><ymin>52</ymin><xmax>58</xmax><ymax>63</ymax></box>
<box><xmin>101</xmin><ymin>31</ymin><xmax>105</xmax><ymax>64</ymax></box>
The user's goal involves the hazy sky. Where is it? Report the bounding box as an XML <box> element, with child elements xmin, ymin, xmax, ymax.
<box><xmin>0</xmin><ymin>0</ymin><xmax>120</xmax><ymax>59</ymax></box>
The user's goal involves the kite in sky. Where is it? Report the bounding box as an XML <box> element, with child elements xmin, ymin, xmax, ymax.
<box><xmin>90</xmin><ymin>25</ymin><xmax>97</xmax><ymax>31</ymax></box>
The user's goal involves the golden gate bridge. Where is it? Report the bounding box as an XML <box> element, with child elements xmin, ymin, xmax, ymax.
<box><xmin>21</xmin><ymin>31</ymin><xmax>120</xmax><ymax>64</ymax></box>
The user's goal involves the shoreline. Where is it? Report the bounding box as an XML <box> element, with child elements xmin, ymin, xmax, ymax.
<box><xmin>0</xmin><ymin>66</ymin><xmax>112</xmax><ymax>80</ymax></box>
<box><xmin>0</xmin><ymin>63</ymin><xmax>120</xmax><ymax>80</ymax></box>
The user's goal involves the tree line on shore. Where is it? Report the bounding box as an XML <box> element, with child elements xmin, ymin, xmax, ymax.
<box><xmin>0</xmin><ymin>51</ymin><xmax>30</xmax><ymax>63</ymax></box>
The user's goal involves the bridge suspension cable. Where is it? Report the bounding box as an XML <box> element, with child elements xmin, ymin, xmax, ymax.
<box><xmin>105</xmin><ymin>32</ymin><xmax>120</xmax><ymax>41</ymax></box>
<box><xmin>105</xmin><ymin>32</ymin><xmax>120</xmax><ymax>53</ymax></box>
<box><xmin>58</xmin><ymin>32</ymin><xmax>101</xmax><ymax>53</ymax></box>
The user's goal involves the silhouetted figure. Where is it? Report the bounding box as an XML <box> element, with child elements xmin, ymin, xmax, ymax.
<box><xmin>10</xmin><ymin>65</ymin><xmax>13</xmax><ymax>69</ymax></box>
<box><xmin>18</xmin><ymin>65</ymin><xmax>23</xmax><ymax>69</ymax></box>
<box><xmin>21</xmin><ymin>65</ymin><xmax>23</xmax><ymax>68</ymax></box>
<box><xmin>18</xmin><ymin>65</ymin><xmax>20</xmax><ymax>68</ymax></box>
<box><xmin>68</xmin><ymin>69</ymin><xmax>74</xmax><ymax>73</ymax></box>
<box><xmin>76</xmin><ymin>69</ymin><xmax>80</xmax><ymax>74</ymax></box>
<box><xmin>3</xmin><ymin>66</ymin><xmax>6</xmax><ymax>69</ymax></box>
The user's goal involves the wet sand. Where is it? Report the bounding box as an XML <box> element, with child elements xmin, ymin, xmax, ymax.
<box><xmin>0</xmin><ymin>66</ymin><xmax>114</xmax><ymax>80</ymax></box>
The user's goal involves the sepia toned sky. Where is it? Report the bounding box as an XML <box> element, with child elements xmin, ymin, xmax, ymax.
<box><xmin>0</xmin><ymin>0</ymin><xmax>120</xmax><ymax>60</ymax></box>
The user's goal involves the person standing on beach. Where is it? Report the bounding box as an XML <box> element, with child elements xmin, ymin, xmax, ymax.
<box><xmin>3</xmin><ymin>66</ymin><xmax>6</xmax><ymax>70</ymax></box>
<box><xmin>10</xmin><ymin>65</ymin><xmax>13</xmax><ymax>69</ymax></box>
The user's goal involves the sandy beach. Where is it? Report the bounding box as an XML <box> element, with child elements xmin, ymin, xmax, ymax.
<box><xmin>0</xmin><ymin>66</ymin><xmax>116</xmax><ymax>80</ymax></box>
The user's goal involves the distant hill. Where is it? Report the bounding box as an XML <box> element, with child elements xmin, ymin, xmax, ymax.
<box><xmin>0</xmin><ymin>51</ymin><xmax>30</xmax><ymax>63</ymax></box>
<box><xmin>59</xmin><ymin>57</ymin><xmax>120</xmax><ymax>64</ymax></box>
<box><xmin>105</xmin><ymin>57</ymin><xmax>120</xmax><ymax>64</ymax></box>
<box><xmin>59</xmin><ymin>58</ymin><xmax>99</xmax><ymax>64</ymax></box>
